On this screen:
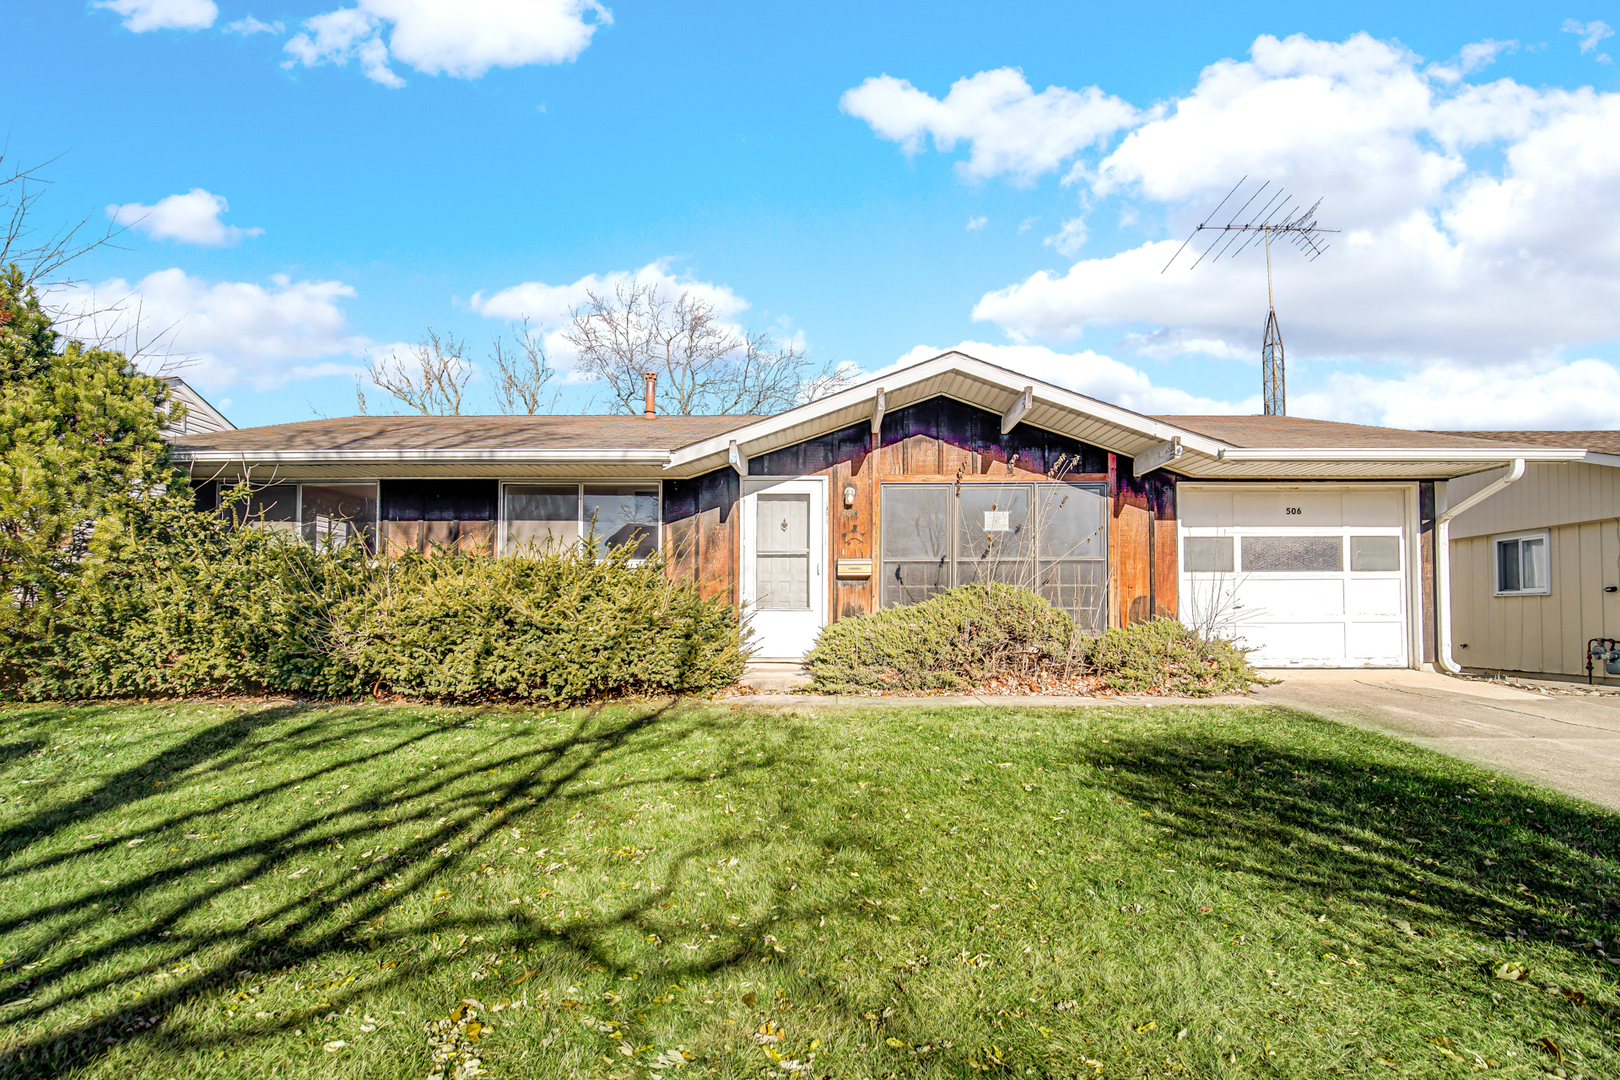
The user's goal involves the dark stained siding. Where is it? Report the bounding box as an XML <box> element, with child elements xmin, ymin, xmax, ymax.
<box><xmin>379</xmin><ymin>479</ymin><xmax>498</xmax><ymax>555</ymax></box>
<box><xmin>1113</xmin><ymin>460</ymin><xmax>1178</xmax><ymax>625</ymax></box>
<box><xmin>752</xmin><ymin>422</ymin><xmax>871</xmax><ymax>476</ymax></box>
<box><xmin>879</xmin><ymin>398</ymin><xmax>1110</xmax><ymax>476</ymax></box>
<box><xmin>664</xmin><ymin>468</ymin><xmax>739</xmax><ymax>603</ymax></box>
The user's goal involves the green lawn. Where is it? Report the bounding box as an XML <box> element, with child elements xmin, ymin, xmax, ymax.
<box><xmin>0</xmin><ymin>699</ymin><xmax>1615</xmax><ymax>1079</ymax></box>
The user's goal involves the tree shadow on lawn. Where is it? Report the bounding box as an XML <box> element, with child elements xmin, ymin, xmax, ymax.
<box><xmin>1089</xmin><ymin>706</ymin><xmax>1620</xmax><ymax>1023</ymax></box>
<box><xmin>0</xmin><ymin>698</ymin><xmax>874</xmax><ymax>1078</ymax></box>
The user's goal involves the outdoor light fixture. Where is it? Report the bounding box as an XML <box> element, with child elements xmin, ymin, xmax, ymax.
<box><xmin>843</xmin><ymin>485</ymin><xmax>856</xmax><ymax>508</ymax></box>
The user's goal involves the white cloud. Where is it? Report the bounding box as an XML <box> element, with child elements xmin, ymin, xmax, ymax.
<box><xmin>962</xmin><ymin>33</ymin><xmax>1620</xmax><ymax>374</ymax></box>
<box><xmin>866</xmin><ymin>343</ymin><xmax>1620</xmax><ymax>430</ymax></box>
<box><xmin>224</xmin><ymin>15</ymin><xmax>284</xmax><ymax>34</ymax></box>
<box><xmin>870</xmin><ymin>342</ymin><xmax>1256</xmax><ymax>416</ymax></box>
<box><xmin>96</xmin><ymin>0</ymin><xmax>217</xmax><ymax>31</ymax></box>
<box><xmin>284</xmin><ymin>0</ymin><xmax>612</xmax><ymax>88</ymax></box>
<box><xmin>53</xmin><ymin>270</ymin><xmax>370</xmax><ymax>389</ymax></box>
<box><xmin>1563</xmin><ymin>18</ymin><xmax>1614</xmax><ymax>61</ymax></box>
<box><xmin>966</xmin><ymin>215</ymin><xmax>988</xmax><ymax>232</ymax></box>
<box><xmin>107</xmin><ymin>189</ymin><xmax>263</xmax><ymax>246</ymax></box>
<box><xmin>1018</xmin><ymin>216</ymin><xmax>1040</xmax><ymax>234</ymax></box>
<box><xmin>839</xmin><ymin>68</ymin><xmax>1137</xmax><ymax>183</ymax></box>
<box><xmin>1427</xmin><ymin>38</ymin><xmax>1516</xmax><ymax>82</ymax></box>
<box><xmin>470</xmin><ymin>260</ymin><xmax>755</xmax><ymax>375</ymax></box>
<box><xmin>1043</xmin><ymin>217</ymin><xmax>1087</xmax><ymax>256</ymax></box>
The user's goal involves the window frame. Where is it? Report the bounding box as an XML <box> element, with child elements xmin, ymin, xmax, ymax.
<box><xmin>497</xmin><ymin>480</ymin><xmax>663</xmax><ymax>561</ymax></box>
<box><xmin>878</xmin><ymin>480</ymin><xmax>1108</xmax><ymax>628</ymax></box>
<box><xmin>1492</xmin><ymin>528</ymin><xmax>1552</xmax><ymax>596</ymax></box>
<box><xmin>221</xmin><ymin>481</ymin><xmax>379</xmax><ymax>552</ymax></box>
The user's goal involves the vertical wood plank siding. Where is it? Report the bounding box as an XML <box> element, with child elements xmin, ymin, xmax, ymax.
<box><xmin>379</xmin><ymin>479</ymin><xmax>498</xmax><ymax>556</ymax></box>
<box><xmin>663</xmin><ymin>469</ymin><xmax>740</xmax><ymax>605</ymax></box>
<box><xmin>673</xmin><ymin>398</ymin><xmax>1179</xmax><ymax>629</ymax></box>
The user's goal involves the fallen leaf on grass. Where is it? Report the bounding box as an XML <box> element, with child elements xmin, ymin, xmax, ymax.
<box><xmin>1492</xmin><ymin>962</ymin><xmax>1529</xmax><ymax>981</ymax></box>
<box><xmin>1537</xmin><ymin>1037</ymin><xmax>1563</xmax><ymax>1063</ymax></box>
<box><xmin>323</xmin><ymin>1040</ymin><xmax>345</xmax><ymax>1052</ymax></box>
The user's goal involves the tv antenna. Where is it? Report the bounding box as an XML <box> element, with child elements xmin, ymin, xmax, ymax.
<box><xmin>1161</xmin><ymin>177</ymin><xmax>1337</xmax><ymax>416</ymax></box>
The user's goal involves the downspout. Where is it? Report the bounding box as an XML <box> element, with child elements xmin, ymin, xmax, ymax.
<box><xmin>1435</xmin><ymin>458</ymin><xmax>1526</xmax><ymax>674</ymax></box>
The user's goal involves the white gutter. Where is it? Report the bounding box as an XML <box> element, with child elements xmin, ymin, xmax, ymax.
<box><xmin>1435</xmin><ymin>458</ymin><xmax>1526</xmax><ymax>675</ymax></box>
<box><xmin>1215</xmin><ymin>447</ymin><xmax>1580</xmax><ymax>464</ymax></box>
<box><xmin>171</xmin><ymin>448</ymin><xmax>673</xmax><ymax>465</ymax></box>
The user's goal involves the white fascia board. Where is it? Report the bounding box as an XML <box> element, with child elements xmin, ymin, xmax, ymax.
<box><xmin>172</xmin><ymin>448</ymin><xmax>673</xmax><ymax>465</ymax></box>
<box><xmin>1213</xmin><ymin>447</ymin><xmax>1586</xmax><ymax>464</ymax></box>
<box><xmin>664</xmin><ymin>351</ymin><xmax>1231</xmax><ymax>469</ymax></box>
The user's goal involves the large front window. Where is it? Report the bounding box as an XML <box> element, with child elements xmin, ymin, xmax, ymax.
<box><xmin>231</xmin><ymin>482</ymin><xmax>377</xmax><ymax>552</ymax></box>
<box><xmin>880</xmin><ymin>482</ymin><xmax>1107</xmax><ymax>630</ymax></box>
<box><xmin>501</xmin><ymin>483</ymin><xmax>660</xmax><ymax>559</ymax></box>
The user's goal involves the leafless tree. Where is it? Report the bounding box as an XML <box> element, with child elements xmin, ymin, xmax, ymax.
<box><xmin>563</xmin><ymin>281</ymin><xmax>855</xmax><ymax>415</ymax></box>
<box><xmin>1</xmin><ymin>147</ymin><xmax>125</xmax><ymax>292</ymax></box>
<box><xmin>490</xmin><ymin>317</ymin><xmax>559</xmax><ymax>415</ymax></box>
<box><xmin>358</xmin><ymin>328</ymin><xmax>473</xmax><ymax>415</ymax></box>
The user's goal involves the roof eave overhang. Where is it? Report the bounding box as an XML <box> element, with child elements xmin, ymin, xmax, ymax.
<box><xmin>1175</xmin><ymin>447</ymin><xmax>1586</xmax><ymax>481</ymax></box>
<box><xmin>663</xmin><ymin>351</ymin><xmax>1233</xmax><ymax>476</ymax></box>
<box><xmin>171</xmin><ymin>448</ymin><xmax>674</xmax><ymax>466</ymax></box>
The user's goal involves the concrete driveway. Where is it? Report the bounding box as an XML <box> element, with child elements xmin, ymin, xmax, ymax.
<box><xmin>1253</xmin><ymin>669</ymin><xmax>1620</xmax><ymax>813</ymax></box>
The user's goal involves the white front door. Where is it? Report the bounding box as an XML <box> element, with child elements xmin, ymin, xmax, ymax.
<box><xmin>741</xmin><ymin>478</ymin><xmax>827</xmax><ymax>660</ymax></box>
<box><xmin>1179</xmin><ymin>485</ymin><xmax>1414</xmax><ymax>668</ymax></box>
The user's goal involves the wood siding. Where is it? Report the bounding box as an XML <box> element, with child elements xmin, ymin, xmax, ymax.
<box><xmin>673</xmin><ymin>397</ymin><xmax>1179</xmax><ymax>629</ymax></box>
<box><xmin>1451</xmin><ymin>519</ymin><xmax>1620</xmax><ymax>681</ymax></box>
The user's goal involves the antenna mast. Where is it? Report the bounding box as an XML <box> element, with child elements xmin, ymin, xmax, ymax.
<box><xmin>1161</xmin><ymin>177</ymin><xmax>1337</xmax><ymax>416</ymax></box>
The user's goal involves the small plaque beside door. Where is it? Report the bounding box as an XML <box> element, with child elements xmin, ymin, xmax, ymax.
<box><xmin>836</xmin><ymin>558</ymin><xmax>873</xmax><ymax>578</ymax></box>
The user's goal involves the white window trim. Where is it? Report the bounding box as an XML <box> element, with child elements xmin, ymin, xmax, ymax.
<box><xmin>497</xmin><ymin>480</ymin><xmax>663</xmax><ymax>561</ymax></box>
<box><xmin>1492</xmin><ymin>528</ymin><xmax>1552</xmax><ymax>596</ymax></box>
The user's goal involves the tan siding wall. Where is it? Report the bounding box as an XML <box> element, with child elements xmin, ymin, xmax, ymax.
<box><xmin>1446</xmin><ymin>462</ymin><xmax>1620</xmax><ymax>539</ymax></box>
<box><xmin>1451</xmin><ymin>519</ymin><xmax>1620</xmax><ymax>680</ymax></box>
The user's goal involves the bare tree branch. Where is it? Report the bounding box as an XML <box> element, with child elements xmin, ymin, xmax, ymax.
<box><xmin>491</xmin><ymin>317</ymin><xmax>559</xmax><ymax>415</ymax></box>
<box><xmin>359</xmin><ymin>328</ymin><xmax>472</xmax><ymax>416</ymax></box>
<box><xmin>0</xmin><ymin>144</ymin><xmax>127</xmax><ymax>293</ymax></box>
<box><xmin>563</xmin><ymin>281</ymin><xmax>852</xmax><ymax>415</ymax></box>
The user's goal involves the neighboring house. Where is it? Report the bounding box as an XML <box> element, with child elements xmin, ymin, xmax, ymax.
<box><xmin>161</xmin><ymin>377</ymin><xmax>235</xmax><ymax>438</ymax></box>
<box><xmin>1430</xmin><ymin>431</ymin><xmax>1620</xmax><ymax>685</ymax></box>
<box><xmin>167</xmin><ymin>351</ymin><xmax>1571</xmax><ymax>667</ymax></box>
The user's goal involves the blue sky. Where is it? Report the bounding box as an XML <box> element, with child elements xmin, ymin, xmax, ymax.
<box><xmin>10</xmin><ymin>0</ymin><xmax>1620</xmax><ymax>429</ymax></box>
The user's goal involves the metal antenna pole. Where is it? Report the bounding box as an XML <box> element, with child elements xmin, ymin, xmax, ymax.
<box><xmin>1162</xmin><ymin>182</ymin><xmax>1335</xmax><ymax>418</ymax></box>
<box><xmin>1261</xmin><ymin>227</ymin><xmax>1285</xmax><ymax>416</ymax></box>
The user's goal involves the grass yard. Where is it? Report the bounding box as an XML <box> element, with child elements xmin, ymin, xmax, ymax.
<box><xmin>0</xmin><ymin>699</ymin><xmax>1616</xmax><ymax>1080</ymax></box>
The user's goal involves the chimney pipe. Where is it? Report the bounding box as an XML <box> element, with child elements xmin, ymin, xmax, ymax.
<box><xmin>643</xmin><ymin>371</ymin><xmax>657</xmax><ymax>418</ymax></box>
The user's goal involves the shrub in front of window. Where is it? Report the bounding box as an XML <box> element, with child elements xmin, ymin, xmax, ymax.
<box><xmin>803</xmin><ymin>583</ymin><xmax>1078</xmax><ymax>693</ymax></box>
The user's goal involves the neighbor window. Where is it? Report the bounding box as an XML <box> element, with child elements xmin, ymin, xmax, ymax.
<box><xmin>499</xmin><ymin>483</ymin><xmax>661</xmax><ymax>559</ymax></box>
<box><xmin>1495</xmin><ymin>531</ymin><xmax>1550</xmax><ymax>595</ymax></box>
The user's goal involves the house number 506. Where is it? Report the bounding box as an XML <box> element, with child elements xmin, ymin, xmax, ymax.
<box><xmin>1285</xmin><ymin>507</ymin><xmax>1303</xmax><ymax>515</ymax></box>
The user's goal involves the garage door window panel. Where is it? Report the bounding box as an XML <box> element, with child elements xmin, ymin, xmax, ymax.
<box><xmin>1240</xmin><ymin>535</ymin><xmax>1344</xmax><ymax>573</ymax></box>
<box><xmin>1350</xmin><ymin>536</ymin><xmax>1401</xmax><ymax>572</ymax></box>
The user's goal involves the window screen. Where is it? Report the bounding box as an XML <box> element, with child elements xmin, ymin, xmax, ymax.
<box><xmin>881</xmin><ymin>485</ymin><xmax>952</xmax><ymax>607</ymax></box>
<box><xmin>1183</xmin><ymin>536</ymin><xmax>1235</xmax><ymax>573</ymax></box>
<box><xmin>243</xmin><ymin>484</ymin><xmax>298</xmax><ymax>532</ymax></box>
<box><xmin>1351</xmin><ymin>535</ymin><xmax>1401</xmax><ymax>572</ymax></box>
<box><xmin>301</xmin><ymin>484</ymin><xmax>376</xmax><ymax>552</ymax></box>
<box><xmin>1241</xmin><ymin>535</ymin><xmax>1343</xmax><ymax>573</ymax></box>
<box><xmin>756</xmin><ymin>493</ymin><xmax>810</xmax><ymax>610</ymax></box>
<box><xmin>504</xmin><ymin>485</ymin><xmax>581</xmax><ymax>554</ymax></box>
<box><xmin>584</xmin><ymin>487</ymin><xmax>660</xmax><ymax>559</ymax></box>
<box><xmin>956</xmin><ymin>484</ymin><xmax>1032</xmax><ymax>588</ymax></box>
<box><xmin>1037</xmin><ymin>484</ymin><xmax>1107</xmax><ymax>632</ymax></box>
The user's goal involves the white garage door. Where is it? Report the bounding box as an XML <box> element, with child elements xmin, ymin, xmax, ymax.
<box><xmin>1179</xmin><ymin>486</ymin><xmax>1412</xmax><ymax>667</ymax></box>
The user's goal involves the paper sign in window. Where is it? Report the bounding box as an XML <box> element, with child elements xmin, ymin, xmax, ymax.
<box><xmin>983</xmin><ymin>510</ymin><xmax>1011</xmax><ymax>532</ymax></box>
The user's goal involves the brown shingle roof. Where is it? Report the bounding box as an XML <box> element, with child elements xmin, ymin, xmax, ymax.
<box><xmin>1425</xmin><ymin>430</ymin><xmax>1620</xmax><ymax>454</ymax></box>
<box><xmin>1157</xmin><ymin>414</ymin><xmax>1544</xmax><ymax>450</ymax></box>
<box><xmin>170</xmin><ymin>414</ymin><xmax>765</xmax><ymax>454</ymax></box>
